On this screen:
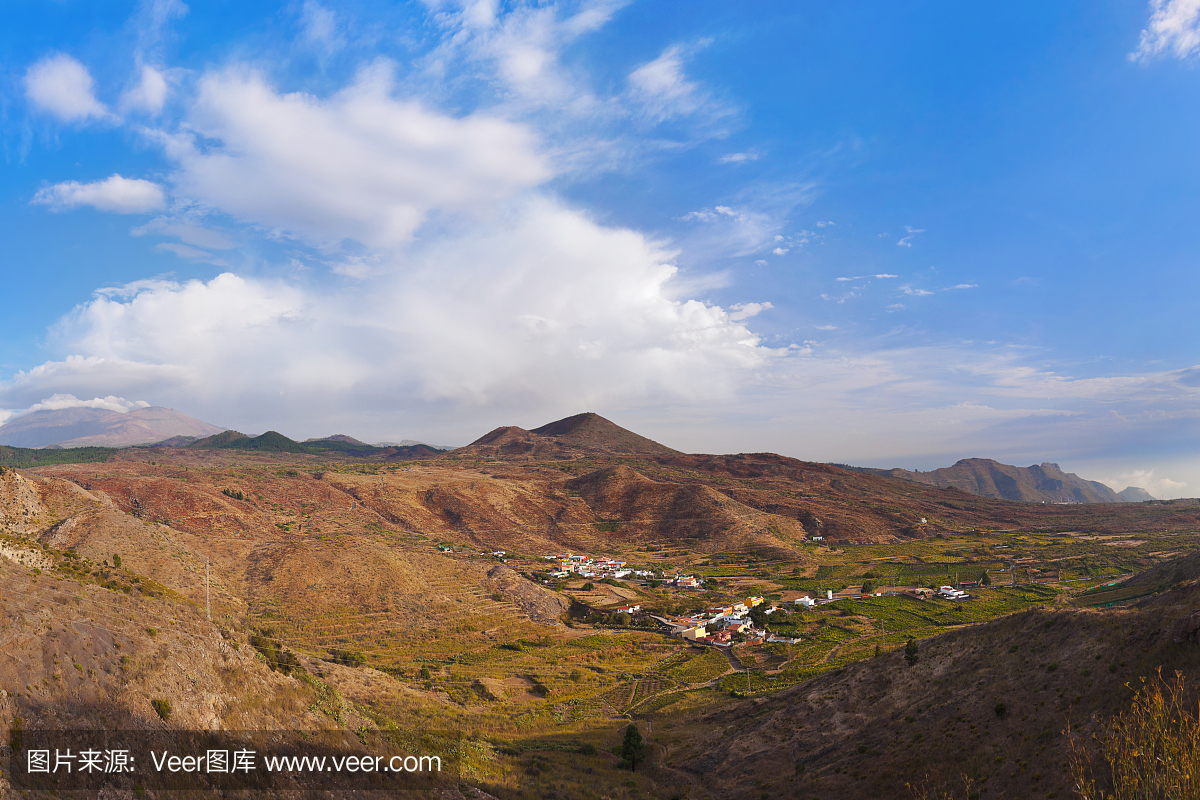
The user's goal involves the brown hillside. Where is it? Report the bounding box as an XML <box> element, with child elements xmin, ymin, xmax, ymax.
<box><xmin>530</xmin><ymin>412</ymin><xmax>680</xmax><ymax>456</ymax></box>
<box><xmin>566</xmin><ymin>465</ymin><xmax>803</xmax><ymax>557</ymax></box>
<box><xmin>666</xmin><ymin>583</ymin><xmax>1200</xmax><ymax>799</ymax></box>
<box><xmin>456</xmin><ymin>426</ymin><xmax>582</xmax><ymax>459</ymax></box>
<box><xmin>882</xmin><ymin>458</ymin><xmax>1121</xmax><ymax>503</ymax></box>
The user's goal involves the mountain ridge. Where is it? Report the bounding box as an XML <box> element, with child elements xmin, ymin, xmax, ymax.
<box><xmin>849</xmin><ymin>457</ymin><xmax>1130</xmax><ymax>503</ymax></box>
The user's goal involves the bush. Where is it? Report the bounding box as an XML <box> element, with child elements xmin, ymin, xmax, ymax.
<box><xmin>328</xmin><ymin>647</ymin><xmax>365</xmax><ymax>668</ymax></box>
<box><xmin>151</xmin><ymin>698</ymin><xmax>172</xmax><ymax>721</ymax></box>
<box><xmin>994</xmin><ymin>702</ymin><xmax>1007</xmax><ymax>718</ymax></box>
<box><xmin>904</xmin><ymin>638</ymin><xmax>919</xmax><ymax>667</ymax></box>
<box><xmin>582</xmin><ymin>582</ymin><xmax>595</xmax><ymax>591</ymax></box>
<box><xmin>249</xmin><ymin>629</ymin><xmax>301</xmax><ymax>675</ymax></box>
<box><xmin>1071</xmin><ymin>670</ymin><xmax>1200</xmax><ymax>799</ymax></box>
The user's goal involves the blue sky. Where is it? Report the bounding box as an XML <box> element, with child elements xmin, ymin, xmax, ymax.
<box><xmin>2</xmin><ymin>0</ymin><xmax>1200</xmax><ymax>496</ymax></box>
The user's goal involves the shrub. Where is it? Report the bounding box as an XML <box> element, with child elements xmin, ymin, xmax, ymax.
<box><xmin>151</xmin><ymin>698</ymin><xmax>172</xmax><ymax>721</ymax></box>
<box><xmin>1070</xmin><ymin>669</ymin><xmax>1200</xmax><ymax>799</ymax></box>
<box><xmin>249</xmin><ymin>629</ymin><xmax>301</xmax><ymax>675</ymax></box>
<box><xmin>994</xmin><ymin>702</ymin><xmax>1007</xmax><ymax>718</ymax></box>
<box><xmin>328</xmin><ymin>647</ymin><xmax>365</xmax><ymax>668</ymax></box>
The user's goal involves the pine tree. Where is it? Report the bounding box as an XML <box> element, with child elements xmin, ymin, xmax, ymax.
<box><xmin>905</xmin><ymin>638</ymin><xmax>919</xmax><ymax>666</ymax></box>
<box><xmin>621</xmin><ymin>724</ymin><xmax>645</xmax><ymax>771</ymax></box>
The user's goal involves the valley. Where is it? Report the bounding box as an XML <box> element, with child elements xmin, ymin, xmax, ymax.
<box><xmin>1</xmin><ymin>414</ymin><xmax>1199</xmax><ymax>799</ymax></box>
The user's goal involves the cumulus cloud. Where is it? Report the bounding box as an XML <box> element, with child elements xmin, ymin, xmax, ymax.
<box><xmin>162</xmin><ymin>64</ymin><xmax>551</xmax><ymax>248</ymax></box>
<box><xmin>3</xmin><ymin>198</ymin><xmax>784</xmax><ymax>432</ymax></box>
<box><xmin>32</xmin><ymin>175</ymin><xmax>166</xmax><ymax>214</ymax></box>
<box><xmin>24</xmin><ymin>54</ymin><xmax>109</xmax><ymax>122</ymax></box>
<box><xmin>1132</xmin><ymin>0</ymin><xmax>1200</xmax><ymax>60</ymax></box>
<box><xmin>121</xmin><ymin>64</ymin><xmax>170</xmax><ymax>114</ymax></box>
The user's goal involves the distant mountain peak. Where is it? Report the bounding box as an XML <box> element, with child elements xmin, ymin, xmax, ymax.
<box><xmin>0</xmin><ymin>405</ymin><xmax>224</xmax><ymax>449</ymax></box>
<box><xmin>459</xmin><ymin>413</ymin><xmax>679</xmax><ymax>459</ymax></box>
<box><xmin>530</xmin><ymin>412</ymin><xmax>679</xmax><ymax>455</ymax></box>
<box><xmin>305</xmin><ymin>434</ymin><xmax>368</xmax><ymax>446</ymax></box>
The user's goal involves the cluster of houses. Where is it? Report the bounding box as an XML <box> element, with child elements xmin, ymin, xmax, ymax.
<box><xmin>543</xmin><ymin>553</ymin><xmax>654</xmax><ymax>581</ymax></box>
<box><xmin>666</xmin><ymin>596</ymin><xmax>799</xmax><ymax>648</ymax></box>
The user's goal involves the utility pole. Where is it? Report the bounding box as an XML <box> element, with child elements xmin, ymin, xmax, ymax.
<box><xmin>206</xmin><ymin>558</ymin><xmax>211</xmax><ymax>620</ymax></box>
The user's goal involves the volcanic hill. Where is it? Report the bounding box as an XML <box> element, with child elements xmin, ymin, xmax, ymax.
<box><xmin>458</xmin><ymin>412</ymin><xmax>679</xmax><ymax>459</ymax></box>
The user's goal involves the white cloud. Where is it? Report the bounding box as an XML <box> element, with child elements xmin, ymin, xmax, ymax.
<box><xmin>628</xmin><ymin>44</ymin><xmax>730</xmax><ymax>124</ymax></box>
<box><xmin>681</xmin><ymin>206</ymin><xmax>744</xmax><ymax>223</ymax></box>
<box><xmin>772</xmin><ymin>247</ymin><xmax>789</xmax><ymax>256</ymax></box>
<box><xmin>814</xmin><ymin>324</ymin><xmax>837</xmax><ymax>331</ymax></box>
<box><xmin>132</xmin><ymin>217</ymin><xmax>236</xmax><ymax>249</ymax></box>
<box><xmin>901</xmin><ymin>285</ymin><xmax>934</xmax><ymax>296</ymax></box>
<box><xmin>24</xmin><ymin>54</ymin><xmax>110</xmax><ymax>122</ymax></box>
<box><xmin>1132</xmin><ymin>0</ymin><xmax>1200</xmax><ymax>60</ymax></box>
<box><xmin>815</xmin><ymin>220</ymin><xmax>835</xmax><ymax>227</ymax></box>
<box><xmin>121</xmin><ymin>65</ymin><xmax>170</xmax><ymax>114</ymax></box>
<box><xmin>421</xmin><ymin>0</ymin><xmax>624</xmax><ymax>108</ymax></box>
<box><xmin>32</xmin><ymin>175</ymin><xmax>166</xmax><ymax>214</ymax></box>
<box><xmin>163</xmin><ymin>64</ymin><xmax>551</xmax><ymax>249</ymax></box>
<box><xmin>300</xmin><ymin>1</ymin><xmax>345</xmax><ymax>53</ymax></box>
<box><xmin>1090</xmin><ymin>468</ymin><xmax>1187</xmax><ymax>498</ymax></box>
<box><xmin>953</xmin><ymin>283</ymin><xmax>978</xmax><ymax>289</ymax></box>
<box><xmin>155</xmin><ymin>242</ymin><xmax>228</xmax><ymax>265</ymax></box>
<box><xmin>719</xmin><ymin>151</ymin><xmax>760</xmax><ymax>164</ymax></box>
<box><xmin>728</xmin><ymin>302</ymin><xmax>773</xmax><ymax>321</ymax></box>
<box><xmin>4</xmin><ymin>198</ymin><xmax>784</xmax><ymax>432</ymax></box>
<box><xmin>836</xmin><ymin>274</ymin><xmax>899</xmax><ymax>282</ymax></box>
<box><xmin>897</xmin><ymin>225</ymin><xmax>925</xmax><ymax>247</ymax></box>
<box><xmin>23</xmin><ymin>393</ymin><xmax>150</xmax><ymax>414</ymax></box>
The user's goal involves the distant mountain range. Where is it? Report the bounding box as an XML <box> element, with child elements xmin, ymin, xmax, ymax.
<box><xmin>0</xmin><ymin>407</ymin><xmax>1165</xmax><ymax>506</ymax></box>
<box><xmin>848</xmin><ymin>457</ymin><xmax>1149</xmax><ymax>504</ymax></box>
<box><xmin>188</xmin><ymin>430</ymin><xmax>446</xmax><ymax>458</ymax></box>
<box><xmin>0</xmin><ymin>406</ymin><xmax>224</xmax><ymax>449</ymax></box>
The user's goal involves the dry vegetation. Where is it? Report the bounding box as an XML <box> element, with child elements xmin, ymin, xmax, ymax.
<box><xmin>3</xmin><ymin>427</ymin><xmax>1200</xmax><ymax>798</ymax></box>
